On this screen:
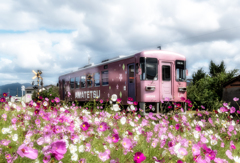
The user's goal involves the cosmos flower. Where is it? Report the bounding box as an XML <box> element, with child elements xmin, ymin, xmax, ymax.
<box><xmin>3</xmin><ymin>92</ymin><xmax>7</xmax><ymax>97</ymax></box>
<box><xmin>50</xmin><ymin>140</ymin><xmax>67</xmax><ymax>160</ymax></box>
<box><xmin>134</xmin><ymin>152</ymin><xmax>146</xmax><ymax>163</ymax></box>
<box><xmin>122</xmin><ymin>138</ymin><xmax>132</xmax><ymax>149</ymax></box>
<box><xmin>81</xmin><ymin>122</ymin><xmax>90</xmax><ymax>131</ymax></box>
<box><xmin>0</xmin><ymin>97</ymin><xmax>6</xmax><ymax>102</ymax></box>
<box><xmin>112</xmin><ymin>134</ymin><xmax>119</xmax><ymax>143</ymax></box>
<box><xmin>98</xmin><ymin>122</ymin><xmax>108</xmax><ymax>132</ymax></box>
<box><xmin>17</xmin><ymin>144</ymin><xmax>38</xmax><ymax>159</ymax></box>
<box><xmin>55</xmin><ymin>97</ymin><xmax>60</xmax><ymax>103</ymax></box>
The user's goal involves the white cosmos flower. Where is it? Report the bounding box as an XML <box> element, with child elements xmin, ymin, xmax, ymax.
<box><xmin>233</xmin><ymin>156</ymin><xmax>240</xmax><ymax>163</ymax></box>
<box><xmin>13</xmin><ymin>104</ymin><xmax>16</xmax><ymax>109</ymax></box>
<box><xmin>130</xmin><ymin>121</ymin><xmax>135</xmax><ymax>127</ymax></box>
<box><xmin>43</xmin><ymin>101</ymin><xmax>48</xmax><ymax>106</ymax></box>
<box><xmin>12</xmin><ymin>134</ymin><xmax>18</xmax><ymax>141</ymax></box>
<box><xmin>111</xmin><ymin>94</ymin><xmax>117</xmax><ymax>102</ymax></box>
<box><xmin>69</xmin><ymin>144</ymin><xmax>77</xmax><ymax>153</ymax></box>
<box><xmin>120</xmin><ymin>117</ymin><xmax>126</xmax><ymax>125</ymax></box>
<box><xmin>8</xmin><ymin>102</ymin><xmax>12</xmax><ymax>106</ymax></box>
<box><xmin>79</xmin><ymin>145</ymin><xmax>85</xmax><ymax>152</ymax></box>
<box><xmin>2</xmin><ymin>128</ymin><xmax>9</xmax><ymax>134</ymax></box>
<box><xmin>71</xmin><ymin>153</ymin><xmax>78</xmax><ymax>161</ymax></box>
<box><xmin>33</xmin><ymin>102</ymin><xmax>37</xmax><ymax>107</ymax></box>
<box><xmin>134</xmin><ymin>135</ymin><xmax>139</xmax><ymax>141</ymax></box>
<box><xmin>21</xmin><ymin>101</ymin><xmax>26</xmax><ymax>108</ymax></box>
<box><xmin>113</xmin><ymin>104</ymin><xmax>120</xmax><ymax>111</ymax></box>
<box><xmin>210</xmin><ymin>139</ymin><xmax>217</xmax><ymax>145</ymax></box>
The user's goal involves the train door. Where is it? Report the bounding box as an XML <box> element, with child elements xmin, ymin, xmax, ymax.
<box><xmin>127</xmin><ymin>63</ymin><xmax>136</xmax><ymax>101</ymax></box>
<box><xmin>62</xmin><ymin>79</ymin><xmax>65</xmax><ymax>100</ymax></box>
<box><xmin>161</xmin><ymin>62</ymin><xmax>172</xmax><ymax>100</ymax></box>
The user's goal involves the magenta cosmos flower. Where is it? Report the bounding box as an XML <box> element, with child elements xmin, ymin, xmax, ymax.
<box><xmin>175</xmin><ymin>123</ymin><xmax>180</xmax><ymax>130</ymax></box>
<box><xmin>112</xmin><ymin>134</ymin><xmax>119</xmax><ymax>143</ymax></box>
<box><xmin>17</xmin><ymin>144</ymin><xmax>38</xmax><ymax>159</ymax></box>
<box><xmin>55</xmin><ymin>97</ymin><xmax>60</xmax><ymax>103</ymax></box>
<box><xmin>50</xmin><ymin>140</ymin><xmax>67</xmax><ymax>160</ymax></box>
<box><xmin>3</xmin><ymin>93</ymin><xmax>7</xmax><ymax>97</ymax></box>
<box><xmin>134</xmin><ymin>152</ymin><xmax>146</xmax><ymax>163</ymax></box>
<box><xmin>81</xmin><ymin>122</ymin><xmax>90</xmax><ymax>131</ymax></box>
<box><xmin>0</xmin><ymin>97</ymin><xmax>6</xmax><ymax>102</ymax></box>
<box><xmin>98</xmin><ymin>122</ymin><xmax>108</xmax><ymax>132</ymax></box>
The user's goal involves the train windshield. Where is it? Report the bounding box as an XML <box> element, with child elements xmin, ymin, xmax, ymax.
<box><xmin>140</xmin><ymin>57</ymin><xmax>158</xmax><ymax>80</ymax></box>
<box><xmin>176</xmin><ymin>60</ymin><xmax>186</xmax><ymax>82</ymax></box>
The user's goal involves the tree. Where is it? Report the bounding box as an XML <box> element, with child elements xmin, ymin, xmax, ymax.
<box><xmin>192</xmin><ymin>68</ymin><xmax>206</xmax><ymax>85</ymax></box>
<box><xmin>188</xmin><ymin>60</ymin><xmax>239</xmax><ymax>111</ymax></box>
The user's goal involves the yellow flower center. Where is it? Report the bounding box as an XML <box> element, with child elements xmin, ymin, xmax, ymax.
<box><xmin>83</xmin><ymin>124</ymin><xmax>85</xmax><ymax>127</ymax></box>
<box><xmin>137</xmin><ymin>156</ymin><xmax>140</xmax><ymax>159</ymax></box>
<box><xmin>100</xmin><ymin>125</ymin><xmax>102</xmax><ymax>128</ymax></box>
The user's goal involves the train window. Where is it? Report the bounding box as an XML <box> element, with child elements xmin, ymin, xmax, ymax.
<box><xmin>129</xmin><ymin>65</ymin><xmax>134</xmax><ymax>83</ymax></box>
<box><xmin>176</xmin><ymin>60</ymin><xmax>186</xmax><ymax>82</ymax></box>
<box><xmin>87</xmin><ymin>74</ymin><xmax>93</xmax><ymax>87</ymax></box>
<box><xmin>102</xmin><ymin>71</ymin><xmax>109</xmax><ymax>86</ymax></box>
<box><xmin>81</xmin><ymin>76</ymin><xmax>86</xmax><ymax>88</ymax></box>
<box><xmin>162</xmin><ymin>66</ymin><xmax>171</xmax><ymax>81</ymax></box>
<box><xmin>70</xmin><ymin>78</ymin><xmax>75</xmax><ymax>89</ymax></box>
<box><xmin>140</xmin><ymin>57</ymin><xmax>158</xmax><ymax>80</ymax></box>
<box><xmin>75</xmin><ymin>77</ymin><xmax>80</xmax><ymax>89</ymax></box>
<box><xmin>94</xmin><ymin>72</ymin><xmax>100</xmax><ymax>87</ymax></box>
<box><xmin>104</xmin><ymin>65</ymin><xmax>108</xmax><ymax>69</ymax></box>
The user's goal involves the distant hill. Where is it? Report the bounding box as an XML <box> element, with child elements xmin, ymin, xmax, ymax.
<box><xmin>0</xmin><ymin>83</ymin><xmax>32</xmax><ymax>97</ymax></box>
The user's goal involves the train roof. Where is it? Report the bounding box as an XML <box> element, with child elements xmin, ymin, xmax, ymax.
<box><xmin>59</xmin><ymin>50</ymin><xmax>185</xmax><ymax>77</ymax></box>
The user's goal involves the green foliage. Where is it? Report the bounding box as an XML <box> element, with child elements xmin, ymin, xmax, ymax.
<box><xmin>192</xmin><ymin>67</ymin><xmax>206</xmax><ymax>85</ymax></box>
<box><xmin>32</xmin><ymin>86</ymin><xmax>60</xmax><ymax>102</ymax></box>
<box><xmin>188</xmin><ymin>60</ymin><xmax>239</xmax><ymax>111</ymax></box>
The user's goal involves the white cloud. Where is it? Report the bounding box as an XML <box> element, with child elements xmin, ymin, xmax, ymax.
<box><xmin>0</xmin><ymin>0</ymin><xmax>240</xmax><ymax>86</ymax></box>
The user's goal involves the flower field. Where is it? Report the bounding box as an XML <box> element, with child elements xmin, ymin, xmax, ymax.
<box><xmin>0</xmin><ymin>93</ymin><xmax>240</xmax><ymax>163</ymax></box>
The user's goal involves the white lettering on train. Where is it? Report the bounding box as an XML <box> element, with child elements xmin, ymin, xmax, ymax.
<box><xmin>75</xmin><ymin>90</ymin><xmax>100</xmax><ymax>99</ymax></box>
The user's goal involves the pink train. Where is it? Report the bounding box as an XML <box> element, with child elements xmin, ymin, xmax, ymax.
<box><xmin>58</xmin><ymin>50</ymin><xmax>187</xmax><ymax>114</ymax></box>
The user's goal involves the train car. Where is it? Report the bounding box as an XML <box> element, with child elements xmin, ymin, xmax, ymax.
<box><xmin>58</xmin><ymin>50</ymin><xmax>188</xmax><ymax>115</ymax></box>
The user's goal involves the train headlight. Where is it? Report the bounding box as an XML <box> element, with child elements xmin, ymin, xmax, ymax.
<box><xmin>145</xmin><ymin>86</ymin><xmax>155</xmax><ymax>91</ymax></box>
<box><xmin>178</xmin><ymin>87</ymin><xmax>187</xmax><ymax>92</ymax></box>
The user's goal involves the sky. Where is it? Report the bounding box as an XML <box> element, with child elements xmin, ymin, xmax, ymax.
<box><xmin>0</xmin><ymin>0</ymin><xmax>240</xmax><ymax>86</ymax></box>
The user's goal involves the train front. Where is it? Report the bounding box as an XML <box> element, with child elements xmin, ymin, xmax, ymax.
<box><xmin>135</xmin><ymin>50</ymin><xmax>187</xmax><ymax>115</ymax></box>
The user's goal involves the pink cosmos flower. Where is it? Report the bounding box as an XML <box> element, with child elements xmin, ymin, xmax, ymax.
<box><xmin>110</xmin><ymin>158</ymin><xmax>120</xmax><ymax>163</ymax></box>
<box><xmin>112</xmin><ymin>134</ymin><xmax>119</xmax><ymax>143</ymax></box>
<box><xmin>122</xmin><ymin>138</ymin><xmax>132</xmax><ymax>149</ymax></box>
<box><xmin>230</xmin><ymin>107</ymin><xmax>236</xmax><ymax>113</ymax></box>
<box><xmin>1</xmin><ymin>140</ymin><xmax>11</xmax><ymax>146</ymax></box>
<box><xmin>134</xmin><ymin>152</ymin><xmax>146</xmax><ymax>163</ymax></box>
<box><xmin>17</xmin><ymin>144</ymin><xmax>38</xmax><ymax>159</ymax></box>
<box><xmin>79</xmin><ymin>158</ymin><xmax>87</xmax><ymax>163</ymax></box>
<box><xmin>230</xmin><ymin>141</ymin><xmax>236</xmax><ymax>150</ymax></box>
<box><xmin>43</xmin><ymin>155</ymin><xmax>51</xmax><ymax>163</ymax></box>
<box><xmin>195</xmin><ymin>125</ymin><xmax>201</xmax><ymax>131</ymax></box>
<box><xmin>100</xmin><ymin>99</ymin><xmax>103</xmax><ymax>103</ymax></box>
<box><xmin>98</xmin><ymin>151</ymin><xmax>110</xmax><ymax>162</ymax></box>
<box><xmin>117</xmin><ymin>98</ymin><xmax>122</xmax><ymax>103</ymax></box>
<box><xmin>81</xmin><ymin>122</ymin><xmax>90</xmax><ymax>131</ymax></box>
<box><xmin>192</xmin><ymin>144</ymin><xmax>201</xmax><ymax>156</ymax></box>
<box><xmin>179</xmin><ymin>148</ymin><xmax>188</xmax><ymax>156</ymax></box>
<box><xmin>175</xmin><ymin>123</ymin><xmax>180</xmax><ymax>130</ymax></box>
<box><xmin>5</xmin><ymin>154</ymin><xmax>12</xmax><ymax>160</ymax></box>
<box><xmin>177</xmin><ymin>160</ymin><xmax>183</xmax><ymax>163</ymax></box>
<box><xmin>221</xmin><ymin>142</ymin><xmax>224</xmax><ymax>148</ymax></box>
<box><xmin>233</xmin><ymin>97</ymin><xmax>239</xmax><ymax>101</ymax></box>
<box><xmin>55</xmin><ymin>97</ymin><xmax>60</xmax><ymax>103</ymax></box>
<box><xmin>50</xmin><ymin>140</ymin><xmax>67</xmax><ymax>160</ymax></box>
<box><xmin>226</xmin><ymin>150</ymin><xmax>233</xmax><ymax>159</ymax></box>
<box><xmin>128</xmin><ymin>97</ymin><xmax>133</xmax><ymax>101</ymax></box>
<box><xmin>98</xmin><ymin>122</ymin><xmax>108</xmax><ymax>132</ymax></box>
